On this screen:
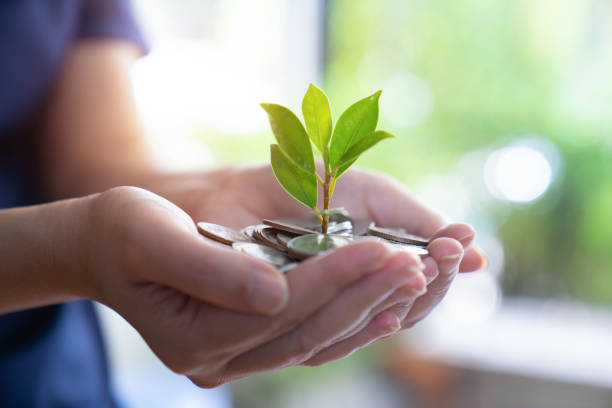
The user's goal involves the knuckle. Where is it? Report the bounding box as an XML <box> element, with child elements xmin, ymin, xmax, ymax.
<box><xmin>232</xmin><ymin>270</ymin><xmax>254</xmax><ymax>309</ymax></box>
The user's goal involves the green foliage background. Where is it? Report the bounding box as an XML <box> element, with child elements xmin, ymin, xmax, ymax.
<box><xmin>324</xmin><ymin>0</ymin><xmax>612</xmax><ymax>304</ymax></box>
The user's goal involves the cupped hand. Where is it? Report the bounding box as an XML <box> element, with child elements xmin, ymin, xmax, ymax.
<box><xmin>84</xmin><ymin>184</ymin><xmax>427</xmax><ymax>387</ymax></box>
<box><xmin>158</xmin><ymin>164</ymin><xmax>486</xmax><ymax>367</ymax></box>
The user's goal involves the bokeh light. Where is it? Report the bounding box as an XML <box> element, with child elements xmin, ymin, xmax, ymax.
<box><xmin>484</xmin><ymin>145</ymin><xmax>553</xmax><ymax>202</ymax></box>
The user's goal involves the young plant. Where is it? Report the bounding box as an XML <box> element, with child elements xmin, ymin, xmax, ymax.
<box><xmin>261</xmin><ymin>84</ymin><xmax>394</xmax><ymax>234</ymax></box>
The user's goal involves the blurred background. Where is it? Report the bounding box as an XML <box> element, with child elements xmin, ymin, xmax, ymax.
<box><xmin>97</xmin><ymin>0</ymin><xmax>612</xmax><ymax>407</ymax></box>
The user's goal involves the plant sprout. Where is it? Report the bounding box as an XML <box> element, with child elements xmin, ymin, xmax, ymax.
<box><xmin>261</xmin><ymin>84</ymin><xmax>394</xmax><ymax>234</ymax></box>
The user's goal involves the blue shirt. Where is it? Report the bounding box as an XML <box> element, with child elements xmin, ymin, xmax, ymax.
<box><xmin>0</xmin><ymin>1</ymin><xmax>146</xmax><ymax>406</ymax></box>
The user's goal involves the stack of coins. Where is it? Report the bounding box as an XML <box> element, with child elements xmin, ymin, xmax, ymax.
<box><xmin>196</xmin><ymin>216</ymin><xmax>429</xmax><ymax>273</ymax></box>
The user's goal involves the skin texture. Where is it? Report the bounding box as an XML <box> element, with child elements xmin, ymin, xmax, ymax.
<box><xmin>0</xmin><ymin>39</ymin><xmax>486</xmax><ymax>387</ymax></box>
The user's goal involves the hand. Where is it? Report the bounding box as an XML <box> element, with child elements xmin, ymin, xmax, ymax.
<box><xmin>84</xmin><ymin>185</ymin><xmax>428</xmax><ymax>387</ymax></box>
<box><xmin>150</xmin><ymin>165</ymin><xmax>486</xmax><ymax>368</ymax></box>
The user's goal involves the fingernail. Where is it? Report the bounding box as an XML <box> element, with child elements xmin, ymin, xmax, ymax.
<box><xmin>457</xmin><ymin>232</ymin><xmax>475</xmax><ymax>246</ymax></box>
<box><xmin>249</xmin><ymin>270</ymin><xmax>288</xmax><ymax>315</ymax></box>
<box><xmin>424</xmin><ymin>271</ymin><xmax>438</xmax><ymax>284</ymax></box>
<box><xmin>475</xmin><ymin>246</ymin><xmax>489</xmax><ymax>270</ymax></box>
<box><xmin>384</xmin><ymin>321</ymin><xmax>401</xmax><ymax>334</ymax></box>
<box><xmin>442</xmin><ymin>252</ymin><xmax>463</xmax><ymax>261</ymax></box>
<box><xmin>379</xmin><ymin>313</ymin><xmax>401</xmax><ymax>332</ymax></box>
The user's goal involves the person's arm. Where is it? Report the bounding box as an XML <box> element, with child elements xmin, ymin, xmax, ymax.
<box><xmin>28</xmin><ymin>39</ymin><xmax>485</xmax><ymax>381</ymax></box>
<box><xmin>39</xmin><ymin>40</ymin><xmax>155</xmax><ymax>199</ymax></box>
<box><xmin>0</xmin><ymin>197</ymin><xmax>93</xmax><ymax>314</ymax></box>
<box><xmin>0</xmin><ymin>188</ymin><xmax>290</xmax><ymax>316</ymax></box>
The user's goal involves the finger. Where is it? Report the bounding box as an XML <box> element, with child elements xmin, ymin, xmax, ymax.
<box><xmin>223</xmin><ymin>251</ymin><xmax>426</xmax><ymax>379</ymax></box>
<box><xmin>401</xmin><ymin>237</ymin><xmax>463</xmax><ymax>328</ymax></box>
<box><xmin>422</xmin><ymin>256</ymin><xmax>439</xmax><ymax>284</ymax></box>
<box><xmin>429</xmin><ymin>223</ymin><xmax>488</xmax><ymax>273</ymax></box>
<box><xmin>123</xmin><ymin>242</ymin><xmax>404</xmax><ymax>379</ymax></box>
<box><xmin>430</xmin><ymin>222</ymin><xmax>475</xmax><ymax>248</ymax></box>
<box><xmin>177</xmin><ymin>240</ymin><xmax>398</xmax><ymax>354</ymax></box>
<box><xmin>431</xmin><ymin>223</ymin><xmax>489</xmax><ymax>273</ymax></box>
<box><xmin>326</xmin><ymin>278</ymin><xmax>423</xmax><ymax>346</ymax></box>
<box><xmin>301</xmin><ymin>310</ymin><xmax>401</xmax><ymax>366</ymax></box>
<box><xmin>460</xmin><ymin>245</ymin><xmax>488</xmax><ymax>272</ymax></box>
<box><xmin>144</xmin><ymin>230</ymin><xmax>289</xmax><ymax>316</ymax></box>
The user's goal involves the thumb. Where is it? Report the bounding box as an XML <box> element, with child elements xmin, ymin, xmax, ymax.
<box><xmin>148</xmin><ymin>231</ymin><xmax>289</xmax><ymax>316</ymax></box>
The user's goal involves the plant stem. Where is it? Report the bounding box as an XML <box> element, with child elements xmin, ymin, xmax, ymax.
<box><xmin>322</xmin><ymin>170</ymin><xmax>331</xmax><ymax>234</ymax></box>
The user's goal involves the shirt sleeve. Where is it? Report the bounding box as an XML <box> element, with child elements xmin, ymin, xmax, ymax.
<box><xmin>76</xmin><ymin>0</ymin><xmax>149</xmax><ymax>54</ymax></box>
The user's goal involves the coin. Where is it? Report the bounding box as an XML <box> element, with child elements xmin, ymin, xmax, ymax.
<box><xmin>327</xmin><ymin>220</ymin><xmax>353</xmax><ymax>235</ymax></box>
<box><xmin>367</xmin><ymin>224</ymin><xmax>429</xmax><ymax>247</ymax></box>
<box><xmin>263</xmin><ymin>219</ymin><xmax>318</xmax><ymax>235</ymax></box>
<box><xmin>287</xmin><ymin>233</ymin><xmax>351</xmax><ymax>260</ymax></box>
<box><xmin>389</xmin><ymin>242</ymin><xmax>429</xmax><ymax>258</ymax></box>
<box><xmin>197</xmin><ymin>217</ymin><xmax>432</xmax><ymax>269</ymax></box>
<box><xmin>232</xmin><ymin>242</ymin><xmax>294</xmax><ymax>267</ymax></box>
<box><xmin>259</xmin><ymin>227</ymin><xmax>289</xmax><ymax>252</ymax></box>
<box><xmin>241</xmin><ymin>224</ymin><xmax>266</xmax><ymax>241</ymax></box>
<box><xmin>328</xmin><ymin>212</ymin><xmax>351</xmax><ymax>223</ymax></box>
<box><xmin>352</xmin><ymin>219</ymin><xmax>373</xmax><ymax>236</ymax></box>
<box><xmin>275</xmin><ymin>231</ymin><xmax>298</xmax><ymax>247</ymax></box>
<box><xmin>279</xmin><ymin>262</ymin><xmax>300</xmax><ymax>274</ymax></box>
<box><xmin>197</xmin><ymin>222</ymin><xmax>251</xmax><ymax>245</ymax></box>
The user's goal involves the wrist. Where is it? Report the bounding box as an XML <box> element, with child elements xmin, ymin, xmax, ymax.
<box><xmin>0</xmin><ymin>195</ymin><xmax>97</xmax><ymax>313</ymax></box>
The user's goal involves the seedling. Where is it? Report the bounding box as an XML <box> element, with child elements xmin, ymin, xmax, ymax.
<box><xmin>261</xmin><ymin>84</ymin><xmax>394</xmax><ymax>234</ymax></box>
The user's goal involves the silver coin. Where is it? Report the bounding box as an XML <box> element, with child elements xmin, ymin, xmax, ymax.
<box><xmin>232</xmin><ymin>242</ymin><xmax>294</xmax><ymax>267</ymax></box>
<box><xmin>287</xmin><ymin>234</ymin><xmax>351</xmax><ymax>260</ymax></box>
<box><xmin>327</xmin><ymin>220</ymin><xmax>353</xmax><ymax>235</ymax></box>
<box><xmin>352</xmin><ymin>219</ymin><xmax>373</xmax><ymax>236</ymax></box>
<box><xmin>328</xmin><ymin>211</ymin><xmax>351</xmax><ymax>224</ymax></box>
<box><xmin>241</xmin><ymin>224</ymin><xmax>266</xmax><ymax>241</ymax></box>
<box><xmin>197</xmin><ymin>222</ymin><xmax>251</xmax><ymax>245</ymax></box>
<box><xmin>279</xmin><ymin>262</ymin><xmax>300</xmax><ymax>274</ymax></box>
<box><xmin>367</xmin><ymin>224</ymin><xmax>429</xmax><ymax>247</ymax></box>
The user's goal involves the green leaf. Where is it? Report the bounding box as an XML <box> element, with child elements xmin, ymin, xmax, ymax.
<box><xmin>261</xmin><ymin>103</ymin><xmax>315</xmax><ymax>174</ymax></box>
<box><xmin>336</xmin><ymin>130</ymin><xmax>395</xmax><ymax>169</ymax></box>
<box><xmin>329</xmin><ymin>90</ymin><xmax>382</xmax><ymax>169</ymax></box>
<box><xmin>302</xmin><ymin>84</ymin><xmax>332</xmax><ymax>154</ymax></box>
<box><xmin>334</xmin><ymin>158</ymin><xmax>357</xmax><ymax>178</ymax></box>
<box><xmin>270</xmin><ymin>144</ymin><xmax>317</xmax><ymax>209</ymax></box>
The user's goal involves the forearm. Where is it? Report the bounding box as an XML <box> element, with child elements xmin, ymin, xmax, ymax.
<box><xmin>0</xmin><ymin>196</ymin><xmax>94</xmax><ymax>314</ymax></box>
<box><xmin>37</xmin><ymin>39</ymin><xmax>229</xmax><ymax>215</ymax></box>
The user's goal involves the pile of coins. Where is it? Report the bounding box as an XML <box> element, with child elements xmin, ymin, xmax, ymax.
<box><xmin>197</xmin><ymin>215</ymin><xmax>429</xmax><ymax>273</ymax></box>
